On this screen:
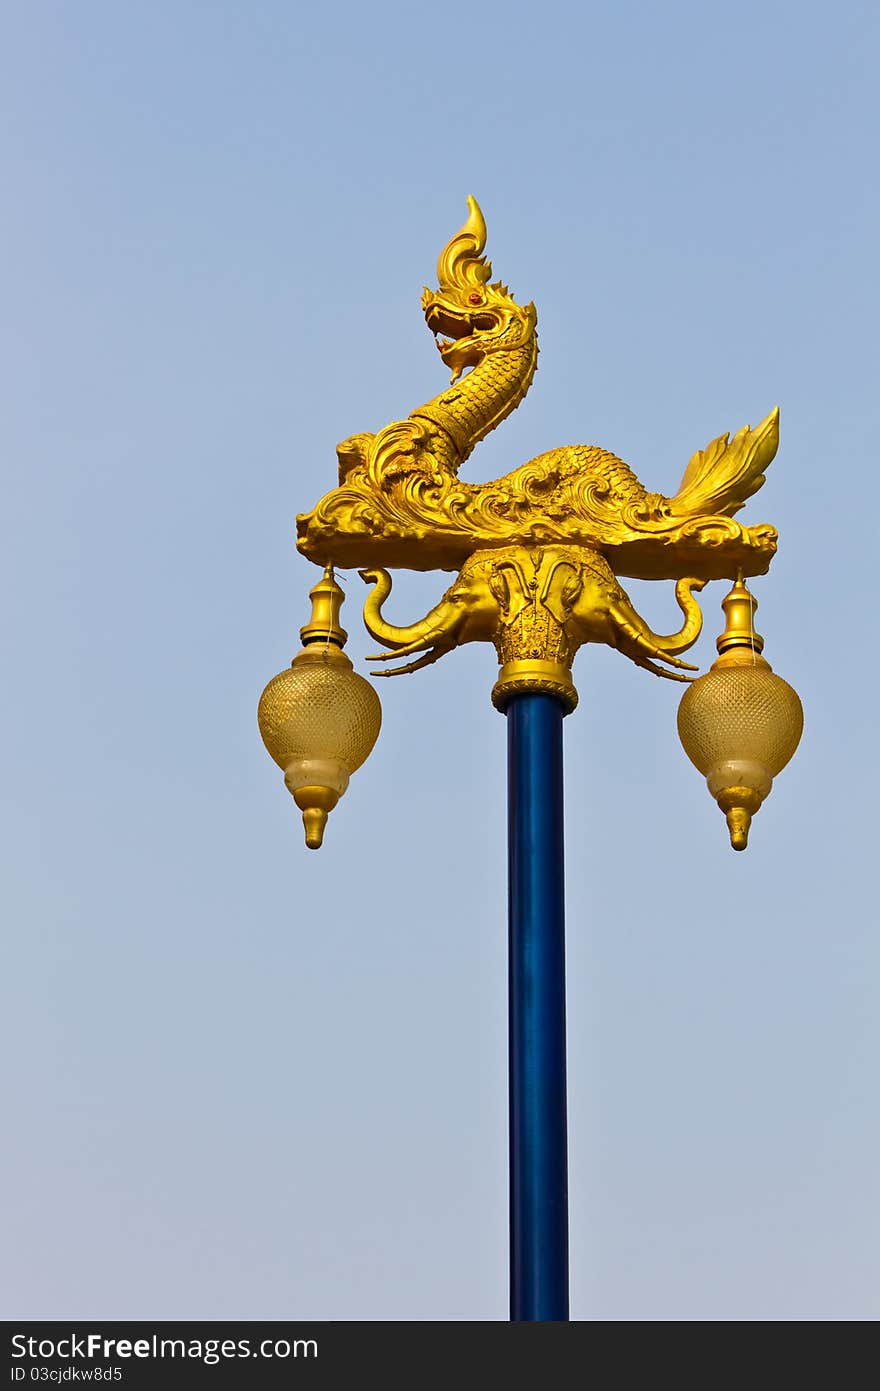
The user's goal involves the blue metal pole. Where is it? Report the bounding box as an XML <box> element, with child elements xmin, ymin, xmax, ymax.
<box><xmin>507</xmin><ymin>692</ymin><xmax>569</xmax><ymax>1321</ymax></box>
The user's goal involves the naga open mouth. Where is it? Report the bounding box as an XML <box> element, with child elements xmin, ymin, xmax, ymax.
<box><xmin>423</xmin><ymin>297</ymin><xmax>499</xmax><ymax>377</ymax></box>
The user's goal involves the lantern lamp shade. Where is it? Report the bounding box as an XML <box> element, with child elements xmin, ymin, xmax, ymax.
<box><xmin>258</xmin><ymin>651</ymin><xmax>381</xmax><ymax>848</ymax></box>
<box><xmin>677</xmin><ymin>662</ymin><xmax>803</xmax><ymax>850</ymax></box>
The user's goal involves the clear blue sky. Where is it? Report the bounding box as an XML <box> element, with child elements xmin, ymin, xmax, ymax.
<box><xmin>2</xmin><ymin>1</ymin><xmax>877</xmax><ymax>1320</ymax></box>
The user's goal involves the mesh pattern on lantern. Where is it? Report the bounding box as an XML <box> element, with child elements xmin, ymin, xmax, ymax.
<box><xmin>258</xmin><ymin>662</ymin><xmax>381</xmax><ymax>772</ymax></box>
<box><xmin>677</xmin><ymin>666</ymin><xmax>803</xmax><ymax>776</ymax></box>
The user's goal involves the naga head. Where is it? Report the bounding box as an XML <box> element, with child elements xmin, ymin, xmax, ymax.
<box><xmin>421</xmin><ymin>196</ymin><xmax>536</xmax><ymax>383</ymax></box>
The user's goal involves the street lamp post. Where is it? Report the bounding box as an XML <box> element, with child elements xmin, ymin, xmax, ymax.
<box><xmin>506</xmin><ymin>691</ymin><xmax>569</xmax><ymax>1320</ymax></box>
<box><xmin>258</xmin><ymin>199</ymin><xmax>803</xmax><ymax>1320</ymax></box>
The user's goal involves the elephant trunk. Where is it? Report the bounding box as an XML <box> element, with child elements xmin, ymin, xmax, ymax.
<box><xmin>360</xmin><ymin>568</ymin><xmax>458</xmax><ymax>657</ymax></box>
<box><xmin>609</xmin><ymin>577</ymin><xmax>706</xmax><ymax>674</ymax></box>
<box><xmin>644</xmin><ymin>577</ymin><xmax>706</xmax><ymax>655</ymax></box>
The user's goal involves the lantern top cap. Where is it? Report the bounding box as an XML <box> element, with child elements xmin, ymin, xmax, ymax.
<box><xmin>714</xmin><ymin>574</ymin><xmax>765</xmax><ymax>666</ymax></box>
<box><xmin>300</xmin><ymin>565</ymin><xmax>348</xmax><ymax>648</ymax></box>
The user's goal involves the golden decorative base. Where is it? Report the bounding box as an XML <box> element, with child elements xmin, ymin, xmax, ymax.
<box><xmin>492</xmin><ymin>659</ymin><xmax>579</xmax><ymax>714</ymax></box>
<box><xmin>361</xmin><ymin>544</ymin><xmax>704</xmax><ymax>701</ymax></box>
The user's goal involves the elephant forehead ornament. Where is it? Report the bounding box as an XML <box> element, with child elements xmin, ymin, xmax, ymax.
<box><xmin>296</xmin><ymin>196</ymin><xmax>782</xmax><ymax>716</ymax></box>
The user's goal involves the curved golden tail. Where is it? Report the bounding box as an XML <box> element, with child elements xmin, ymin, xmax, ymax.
<box><xmin>670</xmin><ymin>407</ymin><xmax>779</xmax><ymax>518</ymax></box>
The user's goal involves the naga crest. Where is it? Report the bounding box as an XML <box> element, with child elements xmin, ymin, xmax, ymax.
<box><xmin>421</xmin><ymin>195</ymin><xmax>536</xmax><ymax>385</ymax></box>
<box><xmin>296</xmin><ymin>199</ymin><xmax>782</xmax><ymax>695</ymax></box>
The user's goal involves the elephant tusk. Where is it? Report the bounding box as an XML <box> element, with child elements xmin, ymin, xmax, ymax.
<box><xmin>370</xmin><ymin>645</ymin><xmax>451</xmax><ymax>678</ymax></box>
<box><xmin>632</xmin><ymin>655</ymin><xmax>695</xmax><ymax>683</ymax></box>
<box><xmin>365</xmin><ymin>623</ymin><xmax>454</xmax><ymax>661</ymax></box>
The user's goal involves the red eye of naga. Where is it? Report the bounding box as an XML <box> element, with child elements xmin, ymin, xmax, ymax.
<box><xmin>468</xmin><ymin>291</ymin><xmax>483</xmax><ymax>304</ymax></box>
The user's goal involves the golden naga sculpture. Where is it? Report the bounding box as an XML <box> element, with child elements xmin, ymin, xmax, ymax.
<box><xmin>296</xmin><ymin>197</ymin><xmax>782</xmax><ymax>703</ymax></box>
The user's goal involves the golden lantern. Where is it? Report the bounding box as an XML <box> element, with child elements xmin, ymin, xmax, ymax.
<box><xmin>258</xmin><ymin>567</ymin><xmax>381</xmax><ymax>848</ymax></box>
<box><xmin>677</xmin><ymin>578</ymin><xmax>803</xmax><ymax>851</ymax></box>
